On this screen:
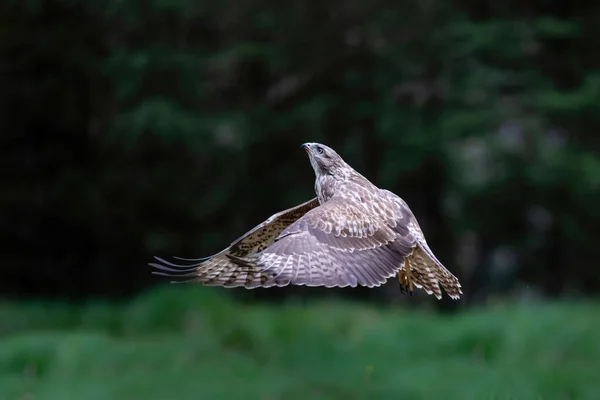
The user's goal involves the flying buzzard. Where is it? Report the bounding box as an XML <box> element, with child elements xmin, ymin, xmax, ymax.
<box><xmin>151</xmin><ymin>143</ymin><xmax>462</xmax><ymax>299</ymax></box>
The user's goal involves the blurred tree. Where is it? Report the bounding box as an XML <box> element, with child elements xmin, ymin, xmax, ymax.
<box><xmin>1</xmin><ymin>0</ymin><xmax>599</xmax><ymax>304</ymax></box>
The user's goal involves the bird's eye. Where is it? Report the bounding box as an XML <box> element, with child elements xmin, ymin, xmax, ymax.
<box><xmin>316</xmin><ymin>146</ymin><xmax>324</xmax><ymax>154</ymax></box>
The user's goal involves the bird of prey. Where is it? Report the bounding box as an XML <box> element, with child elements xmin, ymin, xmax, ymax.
<box><xmin>151</xmin><ymin>143</ymin><xmax>462</xmax><ymax>299</ymax></box>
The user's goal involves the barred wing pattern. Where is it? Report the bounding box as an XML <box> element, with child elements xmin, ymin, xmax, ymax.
<box><xmin>232</xmin><ymin>192</ymin><xmax>417</xmax><ymax>288</ymax></box>
<box><xmin>152</xmin><ymin>187</ymin><xmax>462</xmax><ymax>299</ymax></box>
<box><xmin>150</xmin><ymin>197</ymin><xmax>319</xmax><ymax>288</ymax></box>
<box><xmin>151</xmin><ymin>141</ymin><xmax>463</xmax><ymax>299</ymax></box>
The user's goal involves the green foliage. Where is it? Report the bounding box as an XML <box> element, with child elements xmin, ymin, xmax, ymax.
<box><xmin>1</xmin><ymin>287</ymin><xmax>600</xmax><ymax>399</ymax></box>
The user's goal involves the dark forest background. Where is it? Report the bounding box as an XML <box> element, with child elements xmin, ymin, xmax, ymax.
<box><xmin>2</xmin><ymin>0</ymin><xmax>599</xmax><ymax>303</ymax></box>
<box><xmin>1</xmin><ymin>1</ymin><xmax>600</xmax><ymax>398</ymax></box>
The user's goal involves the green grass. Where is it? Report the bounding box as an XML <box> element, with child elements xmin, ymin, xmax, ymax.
<box><xmin>0</xmin><ymin>288</ymin><xmax>599</xmax><ymax>400</ymax></box>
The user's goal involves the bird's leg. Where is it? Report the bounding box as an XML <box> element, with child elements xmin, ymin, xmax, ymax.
<box><xmin>406</xmin><ymin>262</ymin><xmax>414</xmax><ymax>296</ymax></box>
<box><xmin>397</xmin><ymin>263</ymin><xmax>414</xmax><ymax>297</ymax></box>
<box><xmin>398</xmin><ymin>274</ymin><xmax>405</xmax><ymax>294</ymax></box>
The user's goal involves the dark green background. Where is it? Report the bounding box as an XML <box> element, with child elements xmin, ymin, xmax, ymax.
<box><xmin>2</xmin><ymin>1</ymin><xmax>599</xmax><ymax>398</ymax></box>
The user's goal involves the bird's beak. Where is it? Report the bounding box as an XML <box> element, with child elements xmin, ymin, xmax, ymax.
<box><xmin>301</xmin><ymin>143</ymin><xmax>311</xmax><ymax>154</ymax></box>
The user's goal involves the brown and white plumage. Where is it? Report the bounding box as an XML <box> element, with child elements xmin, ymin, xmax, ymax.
<box><xmin>151</xmin><ymin>143</ymin><xmax>462</xmax><ymax>300</ymax></box>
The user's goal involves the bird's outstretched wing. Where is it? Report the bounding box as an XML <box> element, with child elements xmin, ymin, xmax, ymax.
<box><xmin>152</xmin><ymin>189</ymin><xmax>462</xmax><ymax>299</ymax></box>
<box><xmin>230</xmin><ymin>190</ymin><xmax>418</xmax><ymax>288</ymax></box>
<box><xmin>150</xmin><ymin>197</ymin><xmax>320</xmax><ymax>288</ymax></box>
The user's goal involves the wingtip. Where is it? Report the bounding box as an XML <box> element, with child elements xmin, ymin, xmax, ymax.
<box><xmin>149</xmin><ymin>262</ymin><xmax>198</xmax><ymax>273</ymax></box>
<box><xmin>151</xmin><ymin>256</ymin><xmax>206</xmax><ymax>269</ymax></box>
<box><xmin>172</xmin><ymin>255</ymin><xmax>212</xmax><ymax>262</ymax></box>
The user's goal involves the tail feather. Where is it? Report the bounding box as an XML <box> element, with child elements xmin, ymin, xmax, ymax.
<box><xmin>407</xmin><ymin>246</ymin><xmax>462</xmax><ymax>300</ymax></box>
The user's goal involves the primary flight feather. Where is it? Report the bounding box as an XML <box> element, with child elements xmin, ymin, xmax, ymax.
<box><xmin>151</xmin><ymin>143</ymin><xmax>462</xmax><ymax>299</ymax></box>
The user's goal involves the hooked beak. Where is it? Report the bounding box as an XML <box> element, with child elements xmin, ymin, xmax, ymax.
<box><xmin>301</xmin><ymin>143</ymin><xmax>311</xmax><ymax>154</ymax></box>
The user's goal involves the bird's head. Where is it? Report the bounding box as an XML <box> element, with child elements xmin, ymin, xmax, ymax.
<box><xmin>301</xmin><ymin>142</ymin><xmax>352</xmax><ymax>178</ymax></box>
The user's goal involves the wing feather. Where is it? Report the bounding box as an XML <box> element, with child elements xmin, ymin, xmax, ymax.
<box><xmin>149</xmin><ymin>198</ymin><xmax>319</xmax><ymax>287</ymax></box>
<box><xmin>152</xmin><ymin>182</ymin><xmax>462</xmax><ymax>299</ymax></box>
<box><xmin>231</xmin><ymin>193</ymin><xmax>416</xmax><ymax>288</ymax></box>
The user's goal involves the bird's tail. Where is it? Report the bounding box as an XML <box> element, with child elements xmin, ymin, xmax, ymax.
<box><xmin>405</xmin><ymin>246</ymin><xmax>462</xmax><ymax>300</ymax></box>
